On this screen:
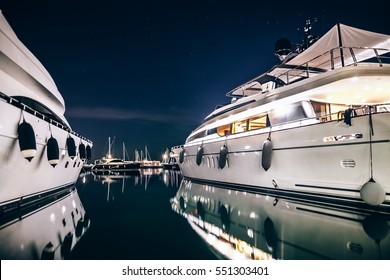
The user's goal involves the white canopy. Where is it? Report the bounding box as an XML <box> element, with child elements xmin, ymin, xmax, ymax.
<box><xmin>228</xmin><ymin>23</ymin><xmax>390</xmax><ymax>97</ymax></box>
<box><xmin>268</xmin><ymin>23</ymin><xmax>390</xmax><ymax>83</ymax></box>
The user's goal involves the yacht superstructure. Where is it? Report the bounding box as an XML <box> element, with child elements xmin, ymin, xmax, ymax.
<box><xmin>172</xmin><ymin>22</ymin><xmax>390</xmax><ymax>207</ymax></box>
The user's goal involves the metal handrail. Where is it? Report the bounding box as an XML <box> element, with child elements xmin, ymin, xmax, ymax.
<box><xmin>277</xmin><ymin>47</ymin><xmax>390</xmax><ymax>85</ymax></box>
<box><xmin>0</xmin><ymin>91</ymin><xmax>92</xmax><ymax>144</ymax></box>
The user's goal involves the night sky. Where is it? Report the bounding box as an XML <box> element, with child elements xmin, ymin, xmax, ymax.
<box><xmin>1</xmin><ymin>0</ymin><xmax>389</xmax><ymax>161</ymax></box>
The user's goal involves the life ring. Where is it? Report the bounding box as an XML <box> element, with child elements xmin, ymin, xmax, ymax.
<box><xmin>66</xmin><ymin>136</ymin><xmax>76</xmax><ymax>159</ymax></box>
<box><xmin>18</xmin><ymin>121</ymin><xmax>36</xmax><ymax>161</ymax></box>
<box><xmin>261</xmin><ymin>138</ymin><xmax>273</xmax><ymax>171</ymax></box>
<box><xmin>218</xmin><ymin>145</ymin><xmax>228</xmax><ymax>169</ymax></box>
<box><xmin>79</xmin><ymin>143</ymin><xmax>86</xmax><ymax>160</ymax></box>
<box><xmin>46</xmin><ymin>136</ymin><xmax>59</xmax><ymax>167</ymax></box>
<box><xmin>196</xmin><ymin>146</ymin><xmax>203</xmax><ymax>166</ymax></box>
<box><xmin>179</xmin><ymin>148</ymin><xmax>185</xmax><ymax>164</ymax></box>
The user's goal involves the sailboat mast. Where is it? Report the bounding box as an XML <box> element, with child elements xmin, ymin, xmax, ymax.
<box><xmin>123</xmin><ymin>142</ymin><xmax>125</xmax><ymax>160</ymax></box>
<box><xmin>108</xmin><ymin>137</ymin><xmax>111</xmax><ymax>158</ymax></box>
<box><xmin>145</xmin><ymin>145</ymin><xmax>150</xmax><ymax>160</ymax></box>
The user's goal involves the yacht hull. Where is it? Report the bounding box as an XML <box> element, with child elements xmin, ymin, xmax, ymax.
<box><xmin>0</xmin><ymin>11</ymin><xmax>92</xmax><ymax>209</ymax></box>
<box><xmin>173</xmin><ymin>113</ymin><xmax>390</xmax><ymax>205</ymax></box>
<box><xmin>0</xmin><ymin>100</ymin><xmax>91</xmax><ymax>208</ymax></box>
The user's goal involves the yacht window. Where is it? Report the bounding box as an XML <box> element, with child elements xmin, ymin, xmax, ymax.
<box><xmin>187</xmin><ymin>130</ymin><xmax>207</xmax><ymax>142</ymax></box>
<box><xmin>217</xmin><ymin>124</ymin><xmax>231</xmax><ymax>136</ymax></box>
<box><xmin>311</xmin><ymin>101</ymin><xmax>350</xmax><ymax>121</ymax></box>
<box><xmin>207</xmin><ymin>127</ymin><xmax>217</xmax><ymax>135</ymax></box>
<box><xmin>248</xmin><ymin>114</ymin><xmax>269</xmax><ymax>130</ymax></box>
<box><xmin>232</xmin><ymin>119</ymin><xmax>247</xmax><ymax>133</ymax></box>
<box><xmin>311</xmin><ymin>101</ymin><xmax>331</xmax><ymax>121</ymax></box>
<box><xmin>268</xmin><ymin>102</ymin><xmax>308</xmax><ymax>125</ymax></box>
<box><xmin>188</xmin><ymin>127</ymin><xmax>218</xmax><ymax>142</ymax></box>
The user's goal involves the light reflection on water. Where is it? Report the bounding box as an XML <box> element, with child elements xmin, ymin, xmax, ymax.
<box><xmin>0</xmin><ymin>186</ymin><xmax>89</xmax><ymax>260</ymax></box>
<box><xmin>171</xmin><ymin>179</ymin><xmax>390</xmax><ymax>260</ymax></box>
<box><xmin>70</xmin><ymin>169</ymin><xmax>217</xmax><ymax>259</ymax></box>
<box><xmin>1</xmin><ymin>168</ymin><xmax>389</xmax><ymax>260</ymax></box>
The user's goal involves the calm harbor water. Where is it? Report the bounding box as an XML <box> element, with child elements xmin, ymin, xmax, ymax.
<box><xmin>1</xmin><ymin>168</ymin><xmax>389</xmax><ymax>260</ymax></box>
<box><xmin>71</xmin><ymin>168</ymin><xmax>390</xmax><ymax>260</ymax></box>
<box><xmin>69</xmin><ymin>169</ymin><xmax>217</xmax><ymax>260</ymax></box>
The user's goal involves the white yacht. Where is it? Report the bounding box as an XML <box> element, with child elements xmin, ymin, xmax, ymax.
<box><xmin>0</xmin><ymin>11</ymin><xmax>92</xmax><ymax>210</ymax></box>
<box><xmin>172</xmin><ymin>21</ymin><xmax>390</xmax><ymax>206</ymax></box>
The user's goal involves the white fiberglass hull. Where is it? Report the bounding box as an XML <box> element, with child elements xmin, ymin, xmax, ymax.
<box><xmin>173</xmin><ymin>113</ymin><xmax>390</xmax><ymax>206</ymax></box>
<box><xmin>0</xmin><ymin>100</ymin><xmax>91</xmax><ymax>206</ymax></box>
<box><xmin>0</xmin><ymin>10</ymin><xmax>92</xmax><ymax>208</ymax></box>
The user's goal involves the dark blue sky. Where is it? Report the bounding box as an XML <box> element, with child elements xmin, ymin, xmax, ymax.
<box><xmin>2</xmin><ymin>1</ymin><xmax>389</xmax><ymax>160</ymax></box>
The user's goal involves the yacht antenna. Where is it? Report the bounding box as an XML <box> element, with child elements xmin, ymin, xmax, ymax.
<box><xmin>303</xmin><ymin>18</ymin><xmax>318</xmax><ymax>49</ymax></box>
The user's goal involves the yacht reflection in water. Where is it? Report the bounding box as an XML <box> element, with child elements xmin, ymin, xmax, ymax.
<box><xmin>0</xmin><ymin>186</ymin><xmax>89</xmax><ymax>259</ymax></box>
<box><xmin>171</xmin><ymin>179</ymin><xmax>390</xmax><ymax>260</ymax></box>
<box><xmin>89</xmin><ymin>168</ymin><xmax>182</xmax><ymax>201</ymax></box>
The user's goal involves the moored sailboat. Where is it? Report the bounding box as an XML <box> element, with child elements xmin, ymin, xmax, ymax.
<box><xmin>91</xmin><ymin>137</ymin><xmax>141</xmax><ymax>173</ymax></box>
<box><xmin>135</xmin><ymin>145</ymin><xmax>162</xmax><ymax>169</ymax></box>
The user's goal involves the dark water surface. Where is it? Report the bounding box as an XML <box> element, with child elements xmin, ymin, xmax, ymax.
<box><xmin>69</xmin><ymin>169</ymin><xmax>217</xmax><ymax>260</ymax></box>
<box><xmin>2</xmin><ymin>168</ymin><xmax>389</xmax><ymax>260</ymax></box>
<box><xmin>71</xmin><ymin>168</ymin><xmax>390</xmax><ymax>260</ymax></box>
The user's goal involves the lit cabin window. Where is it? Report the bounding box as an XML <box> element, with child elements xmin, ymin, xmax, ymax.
<box><xmin>311</xmin><ymin>101</ymin><xmax>350</xmax><ymax>122</ymax></box>
<box><xmin>232</xmin><ymin>119</ymin><xmax>247</xmax><ymax>133</ymax></box>
<box><xmin>217</xmin><ymin>124</ymin><xmax>231</xmax><ymax>136</ymax></box>
<box><xmin>248</xmin><ymin>114</ymin><xmax>269</xmax><ymax>130</ymax></box>
<box><xmin>311</xmin><ymin>101</ymin><xmax>331</xmax><ymax>121</ymax></box>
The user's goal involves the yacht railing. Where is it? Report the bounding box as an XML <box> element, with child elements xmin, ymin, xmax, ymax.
<box><xmin>277</xmin><ymin>47</ymin><xmax>390</xmax><ymax>85</ymax></box>
<box><xmin>316</xmin><ymin>103</ymin><xmax>390</xmax><ymax>122</ymax></box>
<box><xmin>0</xmin><ymin>91</ymin><xmax>92</xmax><ymax>144</ymax></box>
<box><xmin>266</xmin><ymin>103</ymin><xmax>390</xmax><ymax>132</ymax></box>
